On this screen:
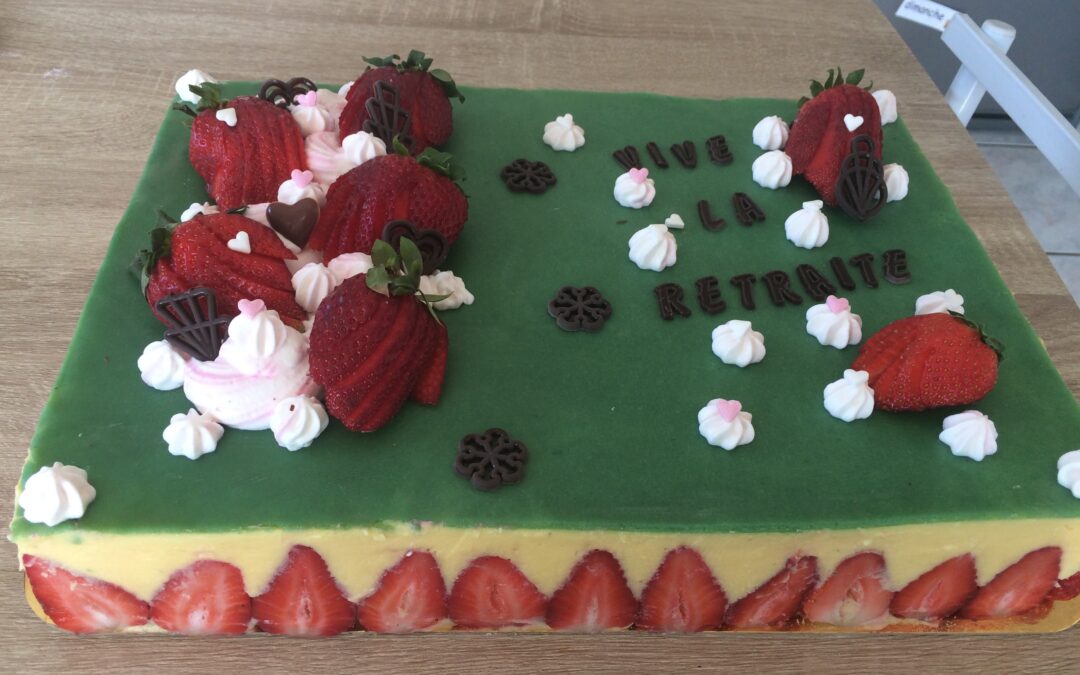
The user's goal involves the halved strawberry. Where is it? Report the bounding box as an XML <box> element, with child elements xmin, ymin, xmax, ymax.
<box><xmin>151</xmin><ymin>560</ymin><xmax>251</xmax><ymax>635</ymax></box>
<box><xmin>411</xmin><ymin>321</ymin><xmax>448</xmax><ymax>405</ymax></box>
<box><xmin>251</xmin><ymin>545</ymin><xmax>355</xmax><ymax>636</ymax></box>
<box><xmin>1049</xmin><ymin>569</ymin><xmax>1080</xmax><ymax>601</ymax></box>
<box><xmin>802</xmin><ymin>552</ymin><xmax>893</xmax><ymax>627</ymax></box>
<box><xmin>546</xmin><ymin>550</ymin><xmax>637</xmax><ymax>632</ymax></box>
<box><xmin>356</xmin><ymin>550</ymin><xmax>447</xmax><ymax>633</ymax></box>
<box><xmin>189</xmin><ymin>95</ymin><xmax>307</xmax><ymax>210</ymax></box>
<box><xmin>137</xmin><ymin>213</ymin><xmax>306</xmax><ymax>330</ymax></box>
<box><xmin>309</xmin><ymin>275</ymin><xmax>442</xmax><ymax>431</ymax></box>
<box><xmin>851</xmin><ymin>313</ymin><xmax>1001</xmax><ymax>411</ymax></box>
<box><xmin>339</xmin><ymin>50</ymin><xmax>462</xmax><ymax>153</ymax></box>
<box><xmin>447</xmin><ymin>556</ymin><xmax>547</xmax><ymax>629</ymax></box>
<box><xmin>889</xmin><ymin>553</ymin><xmax>977</xmax><ymax>621</ymax></box>
<box><xmin>786</xmin><ymin>68</ymin><xmax>882</xmax><ymax>205</ymax></box>
<box><xmin>726</xmin><ymin>555</ymin><xmax>818</xmax><ymax>629</ymax></box>
<box><xmin>636</xmin><ymin>547</ymin><xmax>727</xmax><ymax>632</ymax></box>
<box><xmin>960</xmin><ymin>547</ymin><xmax>1061</xmax><ymax>620</ymax></box>
<box><xmin>23</xmin><ymin>554</ymin><xmax>150</xmax><ymax>633</ymax></box>
<box><xmin>308</xmin><ymin>151</ymin><xmax>467</xmax><ymax>262</ymax></box>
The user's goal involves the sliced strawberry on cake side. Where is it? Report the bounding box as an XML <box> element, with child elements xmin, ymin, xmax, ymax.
<box><xmin>251</xmin><ymin>545</ymin><xmax>356</xmax><ymax>636</ymax></box>
<box><xmin>851</xmin><ymin>313</ymin><xmax>1002</xmax><ymax>411</ymax></box>
<box><xmin>23</xmin><ymin>555</ymin><xmax>150</xmax><ymax>634</ymax></box>
<box><xmin>960</xmin><ymin>547</ymin><xmax>1062</xmax><ymax>621</ymax></box>
<box><xmin>635</xmin><ymin>546</ymin><xmax>727</xmax><ymax>632</ymax></box>
<box><xmin>309</xmin><ymin>238</ymin><xmax>447</xmax><ymax>432</ymax></box>
<box><xmin>802</xmin><ymin>552</ymin><xmax>893</xmax><ymax>628</ymax></box>
<box><xmin>356</xmin><ymin>550</ymin><xmax>448</xmax><ymax>633</ymax></box>
<box><xmin>151</xmin><ymin>560</ymin><xmax>251</xmax><ymax>635</ymax></box>
<box><xmin>447</xmin><ymin>556</ymin><xmax>547</xmax><ymax>629</ymax></box>
<box><xmin>889</xmin><ymin>553</ymin><xmax>978</xmax><ymax>622</ymax></box>
<box><xmin>134</xmin><ymin>212</ymin><xmax>306</xmax><ymax>330</ymax></box>
<box><xmin>545</xmin><ymin>550</ymin><xmax>637</xmax><ymax>632</ymax></box>
<box><xmin>177</xmin><ymin>82</ymin><xmax>307</xmax><ymax>210</ymax></box>
<box><xmin>338</xmin><ymin>49</ymin><xmax>464</xmax><ymax>152</ymax></box>
<box><xmin>412</xmin><ymin>320</ymin><xmax>448</xmax><ymax>405</ymax></box>
<box><xmin>725</xmin><ymin>555</ymin><xmax>819</xmax><ymax>630</ymax></box>
<box><xmin>786</xmin><ymin>67</ymin><xmax>882</xmax><ymax>205</ymax></box>
<box><xmin>308</xmin><ymin>145</ymin><xmax>468</xmax><ymax>262</ymax></box>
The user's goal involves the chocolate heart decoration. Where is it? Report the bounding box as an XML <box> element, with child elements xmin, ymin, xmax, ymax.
<box><xmin>266</xmin><ymin>198</ymin><xmax>319</xmax><ymax>248</ymax></box>
<box><xmin>380</xmin><ymin>220</ymin><xmax>448</xmax><ymax>275</ymax></box>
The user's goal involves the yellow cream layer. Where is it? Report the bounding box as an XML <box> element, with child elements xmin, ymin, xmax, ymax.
<box><xmin>15</xmin><ymin>518</ymin><xmax>1080</xmax><ymax>603</ymax></box>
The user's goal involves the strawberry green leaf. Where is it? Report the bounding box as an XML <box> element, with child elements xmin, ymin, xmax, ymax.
<box><xmin>399</xmin><ymin>237</ymin><xmax>424</xmax><ymax>280</ymax></box>
<box><xmin>392</xmin><ymin>136</ymin><xmax>412</xmax><ymax>157</ymax></box>
<box><xmin>371</xmin><ymin>239</ymin><xmax>398</xmax><ymax>269</ymax></box>
<box><xmin>835</xmin><ymin>66</ymin><xmax>844</xmax><ymax>86</ymax></box>
<box><xmin>809</xmin><ymin>80</ymin><xmax>823</xmax><ymax>97</ymax></box>
<box><xmin>846</xmin><ymin>68</ymin><xmax>865</xmax><ymax>85</ymax></box>
<box><xmin>416</xmin><ymin>147</ymin><xmax>467</xmax><ymax>182</ymax></box>
<box><xmin>171</xmin><ymin>102</ymin><xmax>197</xmax><ymax>118</ymax></box>
<box><xmin>131</xmin><ymin>224</ymin><xmax>175</xmax><ymax>295</ymax></box>
<box><xmin>797</xmin><ymin>96</ymin><xmax>809</xmax><ymax>109</ymax></box>
<box><xmin>362</xmin><ymin>54</ymin><xmax>400</xmax><ymax>68</ymax></box>
<box><xmin>188</xmin><ymin>82</ymin><xmax>227</xmax><ymax>112</ymax></box>
<box><xmin>364</xmin><ymin>266</ymin><xmax>391</xmax><ymax>291</ymax></box>
<box><xmin>429</xmin><ymin>68</ymin><xmax>465</xmax><ymax>102</ymax></box>
<box><xmin>824</xmin><ymin>69</ymin><xmax>835</xmax><ymax>89</ymax></box>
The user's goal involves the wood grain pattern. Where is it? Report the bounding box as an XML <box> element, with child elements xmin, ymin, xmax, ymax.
<box><xmin>1</xmin><ymin>0</ymin><xmax>1076</xmax><ymax>671</ymax></box>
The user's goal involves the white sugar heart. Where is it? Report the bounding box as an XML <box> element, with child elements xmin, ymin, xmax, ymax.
<box><xmin>844</xmin><ymin>114</ymin><xmax>864</xmax><ymax>132</ymax></box>
<box><xmin>664</xmin><ymin>213</ymin><xmax>685</xmax><ymax>229</ymax></box>
<box><xmin>227</xmin><ymin>230</ymin><xmax>251</xmax><ymax>254</ymax></box>
<box><xmin>215</xmin><ymin>108</ymin><xmax>237</xmax><ymax>127</ymax></box>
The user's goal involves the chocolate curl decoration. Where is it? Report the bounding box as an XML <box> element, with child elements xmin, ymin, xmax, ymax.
<box><xmin>612</xmin><ymin>145</ymin><xmax>642</xmax><ymax>170</ymax></box>
<box><xmin>363</xmin><ymin>80</ymin><xmax>413</xmax><ymax>150</ymax></box>
<box><xmin>259</xmin><ymin>77</ymin><xmax>317</xmax><ymax>108</ymax></box>
<box><xmin>380</xmin><ymin>220</ymin><xmax>449</xmax><ymax>275</ymax></box>
<box><xmin>835</xmin><ymin>135</ymin><xmax>887</xmax><ymax>221</ymax></box>
<box><xmin>155</xmin><ymin>287</ymin><xmax>231</xmax><ymax>361</ymax></box>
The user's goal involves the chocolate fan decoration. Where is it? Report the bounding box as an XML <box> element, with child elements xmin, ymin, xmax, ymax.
<box><xmin>381</xmin><ymin>220</ymin><xmax>448</xmax><ymax>275</ymax></box>
<box><xmin>835</xmin><ymin>135</ymin><xmax>887</xmax><ymax>222</ymax></box>
<box><xmin>363</xmin><ymin>80</ymin><xmax>413</xmax><ymax>150</ymax></box>
<box><xmin>259</xmin><ymin>77</ymin><xmax>317</xmax><ymax>108</ymax></box>
<box><xmin>155</xmin><ymin>288</ymin><xmax>231</xmax><ymax>361</ymax></box>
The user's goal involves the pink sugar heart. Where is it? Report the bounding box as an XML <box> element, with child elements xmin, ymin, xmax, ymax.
<box><xmin>296</xmin><ymin>90</ymin><xmax>318</xmax><ymax>107</ymax></box>
<box><xmin>237</xmin><ymin>298</ymin><xmax>266</xmax><ymax>316</ymax></box>
<box><xmin>826</xmin><ymin>295</ymin><xmax>849</xmax><ymax>314</ymax></box>
<box><xmin>628</xmin><ymin>167</ymin><xmax>649</xmax><ymax>183</ymax></box>
<box><xmin>713</xmin><ymin>399</ymin><xmax>742</xmax><ymax>423</ymax></box>
<box><xmin>291</xmin><ymin>169</ymin><xmax>314</xmax><ymax>188</ymax></box>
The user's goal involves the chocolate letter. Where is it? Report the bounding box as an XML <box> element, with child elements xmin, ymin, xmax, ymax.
<box><xmin>796</xmin><ymin>264</ymin><xmax>837</xmax><ymax>301</ymax></box>
<box><xmin>830</xmin><ymin>256</ymin><xmax>857</xmax><ymax>291</ymax></box>
<box><xmin>698</xmin><ymin>199</ymin><xmax>726</xmax><ymax>231</ymax></box>
<box><xmin>670</xmin><ymin>140</ymin><xmax>697</xmax><ymax>168</ymax></box>
<box><xmin>695</xmin><ymin>276</ymin><xmax>727</xmax><ymax>314</ymax></box>
<box><xmin>761</xmin><ymin>270</ymin><xmax>804</xmax><ymax>307</ymax></box>
<box><xmin>706</xmin><ymin>134</ymin><xmax>733</xmax><ymax>165</ymax></box>
<box><xmin>612</xmin><ymin>145</ymin><xmax>641</xmax><ymax>170</ymax></box>
<box><xmin>732</xmin><ymin>193</ymin><xmax>766</xmax><ymax>226</ymax></box>
<box><xmin>645</xmin><ymin>141</ymin><xmax>669</xmax><ymax>169</ymax></box>
<box><xmin>654</xmin><ymin>283</ymin><xmax>692</xmax><ymax>320</ymax></box>
<box><xmin>848</xmin><ymin>252</ymin><xmax>879</xmax><ymax>288</ymax></box>
<box><xmin>883</xmin><ymin>249</ymin><xmax>912</xmax><ymax>284</ymax></box>
<box><xmin>729</xmin><ymin>273</ymin><xmax>758</xmax><ymax>310</ymax></box>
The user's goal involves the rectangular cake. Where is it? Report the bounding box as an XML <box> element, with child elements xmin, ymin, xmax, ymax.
<box><xmin>9</xmin><ymin>60</ymin><xmax>1080</xmax><ymax>635</ymax></box>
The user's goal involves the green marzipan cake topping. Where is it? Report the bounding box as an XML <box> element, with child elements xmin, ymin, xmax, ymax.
<box><xmin>11</xmin><ymin>84</ymin><xmax>1080</xmax><ymax>538</ymax></box>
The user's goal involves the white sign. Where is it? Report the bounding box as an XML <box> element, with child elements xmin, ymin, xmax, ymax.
<box><xmin>895</xmin><ymin>0</ymin><xmax>957</xmax><ymax>32</ymax></box>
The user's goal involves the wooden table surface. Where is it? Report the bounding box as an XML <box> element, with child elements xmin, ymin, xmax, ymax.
<box><xmin>2</xmin><ymin>0</ymin><xmax>1077</xmax><ymax>671</ymax></box>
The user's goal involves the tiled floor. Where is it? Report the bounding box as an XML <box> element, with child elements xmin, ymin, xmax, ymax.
<box><xmin>971</xmin><ymin>126</ymin><xmax>1080</xmax><ymax>307</ymax></box>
